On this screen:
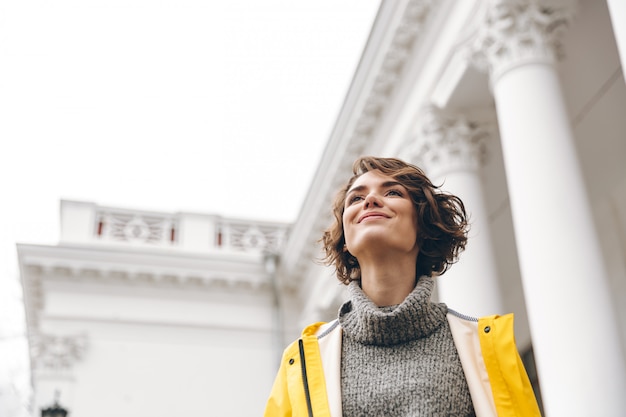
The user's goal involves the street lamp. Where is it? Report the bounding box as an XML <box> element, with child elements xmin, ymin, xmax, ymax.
<box><xmin>41</xmin><ymin>391</ymin><xmax>69</xmax><ymax>417</ymax></box>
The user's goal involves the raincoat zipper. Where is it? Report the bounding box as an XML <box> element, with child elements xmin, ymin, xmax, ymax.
<box><xmin>298</xmin><ymin>339</ymin><xmax>314</xmax><ymax>417</ymax></box>
<box><xmin>447</xmin><ymin>308</ymin><xmax>479</xmax><ymax>322</ymax></box>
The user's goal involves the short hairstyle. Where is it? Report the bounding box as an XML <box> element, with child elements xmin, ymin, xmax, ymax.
<box><xmin>321</xmin><ymin>156</ymin><xmax>469</xmax><ymax>284</ymax></box>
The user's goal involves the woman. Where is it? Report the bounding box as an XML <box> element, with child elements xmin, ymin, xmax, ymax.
<box><xmin>264</xmin><ymin>156</ymin><xmax>540</xmax><ymax>417</ymax></box>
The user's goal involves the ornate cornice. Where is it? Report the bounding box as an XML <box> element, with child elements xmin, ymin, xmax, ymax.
<box><xmin>24</xmin><ymin>263</ymin><xmax>271</xmax><ymax>291</ymax></box>
<box><xmin>30</xmin><ymin>332</ymin><xmax>88</xmax><ymax>371</ymax></box>
<box><xmin>469</xmin><ymin>0</ymin><xmax>575</xmax><ymax>83</ymax></box>
<box><xmin>18</xmin><ymin>243</ymin><xmax>272</xmax><ymax>330</ymax></box>
<box><xmin>339</xmin><ymin>0</ymin><xmax>435</xmax><ymax>162</ymax></box>
<box><xmin>401</xmin><ymin>106</ymin><xmax>493</xmax><ymax>179</ymax></box>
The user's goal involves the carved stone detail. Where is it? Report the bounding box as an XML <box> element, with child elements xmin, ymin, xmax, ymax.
<box><xmin>341</xmin><ymin>0</ymin><xmax>434</xmax><ymax>161</ymax></box>
<box><xmin>30</xmin><ymin>333</ymin><xmax>88</xmax><ymax>371</ymax></box>
<box><xmin>93</xmin><ymin>205</ymin><xmax>289</xmax><ymax>254</ymax></box>
<box><xmin>218</xmin><ymin>222</ymin><xmax>287</xmax><ymax>253</ymax></box>
<box><xmin>20</xmin><ymin>258</ymin><xmax>272</xmax><ymax>331</ymax></box>
<box><xmin>470</xmin><ymin>0</ymin><xmax>574</xmax><ymax>81</ymax></box>
<box><xmin>403</xmin><ymin>106</ymin><xmax>492</xmax><ymax>179</ymax></box>
<box><xmin>96</xmin><ymin>210</ymin><xmax>178</xmax><ymax>245</ymax></box>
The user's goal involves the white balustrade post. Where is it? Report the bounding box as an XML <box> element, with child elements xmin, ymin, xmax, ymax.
<box><xmin>403</xmin><ymin>107</ymin><xmax>504</xmax><ymax>317</ymax></box>
<box><xmin>59</xmin><ymin>200</ymin><xmax>97</xmax><ymax>244</ymax></box>
<box><xmin>178</xmin><ymin>213</ymin><xmax>218</xmax><ymax>251</ymax></box>
<box><xmin>471</xmin><ymin>1</ymin><xmax>626</xmax><ymax>415</ymax></box>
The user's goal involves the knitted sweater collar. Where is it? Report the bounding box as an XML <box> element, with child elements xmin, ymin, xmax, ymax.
<box><xmin>338</xmin><ymin>276</ymin><xmax>447</xmax><ymax>346</ymax></box>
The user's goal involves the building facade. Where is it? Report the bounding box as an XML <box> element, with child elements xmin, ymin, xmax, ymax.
<box><xmin>18</xmin><ymin>200</ymin><xmax>289</xmax><ymax>416</ymax></box>
<box><xmin>277</xmin><ymin>0</ymin><xmax>626</xmax><ymax>416</ymax></box>
<box><xmin>19</xmin><ymin>0</ymin><xmax>626</xmax><ymax>416</ymax></box>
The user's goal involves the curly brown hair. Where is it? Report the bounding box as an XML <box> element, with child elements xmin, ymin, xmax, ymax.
<box><xmin>321</xmin><ymin>156</ymin><xmax>469</xmax><ymax>284</ymax></box>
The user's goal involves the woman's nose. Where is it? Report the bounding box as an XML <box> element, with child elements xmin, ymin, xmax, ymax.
<box><xmin>364</xmin><ymin>193</ymin><xmax>382</xmax><ymax>208</ymax></box>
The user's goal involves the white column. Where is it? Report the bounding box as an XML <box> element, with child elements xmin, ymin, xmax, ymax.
<box><xmin>402</xmin><ymin>107</ymin><xmax>503</xmax><ymax>317</ymax></box>
<box><xmin>607</xmin><ymin>0</ymin><xmax>626</xmax><ymax>74</ymax></box>
<box><xmin>472</xmin><ymin>1</ymin><xmax>626</xmax><ymax>416</ymax></box>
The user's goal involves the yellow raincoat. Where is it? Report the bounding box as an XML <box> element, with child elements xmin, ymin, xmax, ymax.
<box><xmin>264</xmin><ymin>312</ymin><xmax>541</xmax><ymax>417</ymax></box>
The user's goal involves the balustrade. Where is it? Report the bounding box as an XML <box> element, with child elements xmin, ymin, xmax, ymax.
<box><xmin>89</xmin><ymin>203</ymin><xmax>289</xmax><ymax>254</ymax></box>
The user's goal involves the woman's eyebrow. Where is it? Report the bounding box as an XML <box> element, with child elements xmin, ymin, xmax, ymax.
<box><xmin>347</xmin><ymin>181</ymin><xmax>404</xmax><ymax>195</ymax></box>
<box><xmin>347</xmin><ymin>184</ymin><xmax>366</xmax><ymax>195</ymax></box>
<box><xmin>382</xmin><ymin>181</ymin><xmax>404</xmax><ymax>189</ymax></box>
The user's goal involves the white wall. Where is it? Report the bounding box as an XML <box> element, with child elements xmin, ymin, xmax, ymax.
<box><xmin>32</xmin><ymin>278</ymin><xmax>278</xmax><ymax>416</ymax></box>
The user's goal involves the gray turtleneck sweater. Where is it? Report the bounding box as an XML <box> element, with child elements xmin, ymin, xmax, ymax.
<box><xmin>338</xmin><ymin>276</ymin><xmax>475</xmax><ymax>417</ymax></box>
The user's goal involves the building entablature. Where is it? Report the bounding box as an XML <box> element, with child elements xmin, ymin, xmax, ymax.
<box><xmin>19</xmin><ymin>242</ymin><xmax>272</xmax><ymax>327</ymax></box>
<box><xmin>19</xmin><ymin>200</ymin><xmax>289</xmax><ymax>334</ymax></box>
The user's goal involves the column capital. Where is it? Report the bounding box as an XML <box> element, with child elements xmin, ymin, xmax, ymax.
<box><xmin>402</xmin><ymin>107</ymin><xmax>494</xmax><ymax>179</ymax></box>
<box><xmin>470</xmin><ymin>0</ymin><xmax>575</xmax><ymax>83</ymax></box>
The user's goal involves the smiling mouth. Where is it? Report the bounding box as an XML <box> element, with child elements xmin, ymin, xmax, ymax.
<box><xmin>358</xmin><ymin>213</ymin><xmax>388</xmax><ymax>223</ymax></box>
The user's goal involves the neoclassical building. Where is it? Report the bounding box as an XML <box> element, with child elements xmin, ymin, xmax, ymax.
<box><xmin>278</xmin><ymin>0</ymin><xmax>626</xmax><ymax>416</ymax></box>
<box><xmin>19</xmin><ymin>201</ymin><xmax>290</xmax><ymax>416</ymax></box>
<box><xmin>18</xmin><ymin>0</ymin><xmax>626</xmax><ymax>416</ymax></box>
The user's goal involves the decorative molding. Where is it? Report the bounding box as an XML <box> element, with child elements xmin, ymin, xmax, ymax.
<box><xmin>94</xmin><ymin>205</ymin><xmax>289</xmax><ymax>254</ymax></box>
<box><xmin>25</xmin><ymin>259</ymin><xmax>271</xmax><ymax>287</ymax></box>
<box><xmin>18</xmin><ymin>245</ymin><xmax>273</xmax><ymax>330</ymax></box>
<box><xmin>22</xmin><ymin>265</ymin><xmax>271</xmax><ymax>330</ymax></box>
<box><xmin>218</xmin><ymin>220</ymin><xmax>288</xmax><ymax>253</ymax></box>
<box><xmin>356</xmin><ymin>0</ymin><xmax>434</xmax><ymax>139</ymax></box>
<box><xmin>30</xmin><ymin>332</ymin><xmax>88</xmax><ymax>371</ymax></box>
<box><xmin>469</xmin><ymin>0</ymin><xmax>575</xmax><ymax>82</ymax></box>
<box><xmin>401</xmin><ymin>106</ymin><xmax>494</xmax><ymax>179</ymax></box>
<box><xmin>96</xmin><ymin>209</ymin><xmax>178</xmax><ymax>246</ymax></box>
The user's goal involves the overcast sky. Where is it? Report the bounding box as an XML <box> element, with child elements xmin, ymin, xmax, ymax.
<box><xmin>0</xmin><ymin>1</ymin><xmax>380</xmax><ymax>414</ymax></box>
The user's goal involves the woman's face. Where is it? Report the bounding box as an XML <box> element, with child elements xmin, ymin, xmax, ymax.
<box><xmin>342</xmin><ymin>170</ymin><xmax>419</xmax><ymax>260</ymax></box>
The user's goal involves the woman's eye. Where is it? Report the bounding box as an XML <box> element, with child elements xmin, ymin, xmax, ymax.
<box><xmin>387</xmin><ymin>189</ymin><xmax>403</xmax><ymax>197</ymax></box>
<box><xmin>348</xmin><ymin>195</ymin><xmax>363</xmax><ymax>204</ymax></box>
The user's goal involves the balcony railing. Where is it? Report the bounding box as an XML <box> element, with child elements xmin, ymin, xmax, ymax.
<box><xmin>89</xmin><ymin>205</ymin><xmax>289</xmax><ymax>252</ymax></box>
<box><xmin>95</xmin><ymin>209</ymin><xmax>178</xmax><ymax>245</ymax></box>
